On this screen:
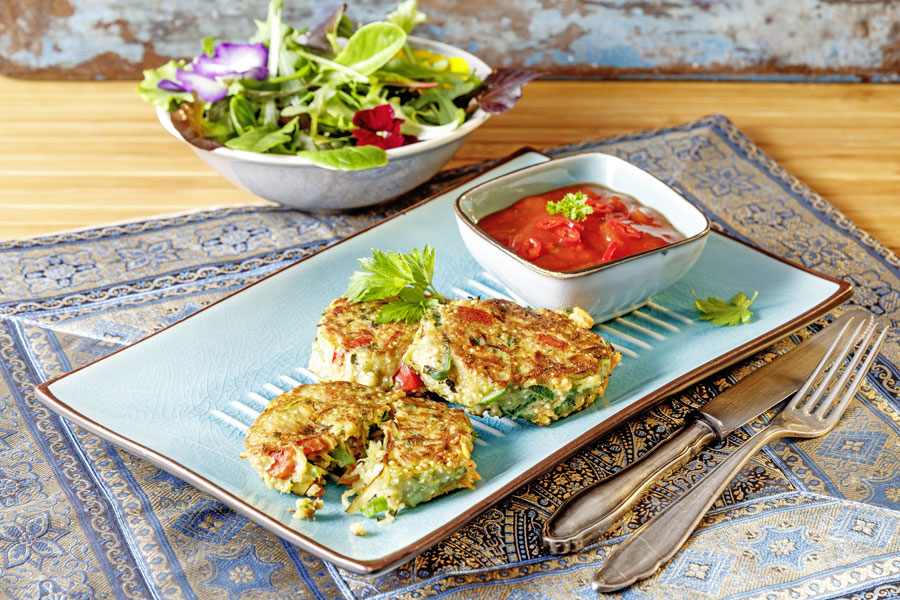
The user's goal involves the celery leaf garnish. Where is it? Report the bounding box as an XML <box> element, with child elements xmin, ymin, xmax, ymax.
<box><xmin>346</xmin><ymin>245</ymin><xmax>446</xmax><ymax>323</ymax></box>
<box><xmin>692</xmin><ymin>290</ymin><xmax>758</xmax><ymax>326</ymax></box>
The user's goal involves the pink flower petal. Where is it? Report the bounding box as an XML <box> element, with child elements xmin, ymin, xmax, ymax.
<box><xmin>157</xmin><ymin>79</ymin><xmax>186</xmax><ymax>92</ymax></box>
<box><xmin>352</xmin><ymin>104</ymin><xmax>396</xmax><ymax>132</ymax></box>
<box><xmin>193</xmin><ymin>54</ymin><xmax>236</xmax><ymax>78</ymax></box>
<box><xmin>351</xmin><ymin>105</ymin><xmax>415</xmax><ymax>149</ymax></box>
<box><xmin>352</xmin><ymin>127</ymin><xmax>406</xmax><ymax>150</ymax></box>
<box><xmin>176</xmin><ymin>70</ymin><xmax>228</xmax><ymax>102</ymax></box>
<box><xmin>240</xmin><ymin>65</ymin><xmax>268</xmax><ymax>81</ymax></box>
<box><xmin>214</xmin><ymin>43</ymin><xmax>269</xmax><ymax>80</ymax></box>
<box><xmin>352</xmin><ymin>128</ymin><xmax>385</xmax><ymax>147</ymax></box>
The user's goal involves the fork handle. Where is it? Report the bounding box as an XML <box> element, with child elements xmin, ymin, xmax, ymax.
<box><xmin>592</xmin><ymin>423</ymin><xmax>789</xmax><ymax>592</ymax></box>
<box><xmin>541</xmin><ymin>418</ymin><xmax>718</xmax><ymax>553</ymax></box>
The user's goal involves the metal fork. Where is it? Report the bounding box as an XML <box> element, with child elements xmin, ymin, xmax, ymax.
<box><xmin>592</xmin><ymin>315</ymin><xmax>888</xmax><ymax>592</ymax></box>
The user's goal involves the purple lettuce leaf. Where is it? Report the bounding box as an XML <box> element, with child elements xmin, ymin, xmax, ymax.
<box><xmin>306</xmin><ymin>4</ymin><xmax>351</xmax><ymax>55</ymax></box>
<box><xmin>466</xmin><ymin>67</ymin><xmax>543</xmax><ymax>115</ymax></box>
<box><xmin>171</xmin><ymin>99</ymin><xmax>225</xmax><ymax>151</ymax></box>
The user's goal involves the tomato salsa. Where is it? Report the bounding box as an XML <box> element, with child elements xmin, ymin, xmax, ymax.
<box><xmin>477</xmin><ymin>184</ymin><xmax>685</xmax><ymax>272</ymax></box>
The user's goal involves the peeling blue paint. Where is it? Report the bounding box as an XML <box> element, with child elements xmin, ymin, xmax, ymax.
<box><xmin>572</xmin><ymin>42</ymin><xmax>650</xmax><ymax>70</ymax></box>
<box><xmin>3</xmin><ymin>0</ymin><xmax>900</xmax><ymax>80</ymax></box>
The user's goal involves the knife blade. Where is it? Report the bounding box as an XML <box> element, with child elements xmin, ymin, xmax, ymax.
<box><xmin>541</xmin><ymin>309</ymin><xmax>863</xmax><ymax>554</ymax></box>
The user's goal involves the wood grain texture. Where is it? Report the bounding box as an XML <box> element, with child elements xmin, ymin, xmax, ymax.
<box><xmin>1</xmin><ymin>76</ymin><xmax>899</xmax><ymax>255</ymax></box>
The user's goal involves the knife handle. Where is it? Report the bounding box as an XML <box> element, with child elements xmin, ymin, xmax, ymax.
<box><xmin>592</xmin><ymin>423</ymin><xmax>786</xmax><ymax>592</ymax></box>
<box><xmin>541</xmin><ymin>417</ymin><xmax>719</xmax><ymax>554</ymax></box>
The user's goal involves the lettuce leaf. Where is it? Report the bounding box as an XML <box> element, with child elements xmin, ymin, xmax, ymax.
<box><xmin>334</xmin><ymin>22</ymin><xmax>407</xmax><ymax>76</ymax></box>
<box><xmin>466</xmin><ymin>67</ymin><xmax>543</xmax><ymax>114</ymax></box>
<box><xmin>296</xmin><ymin>145</ymin><xmax>387</xmax><ymax>170</ymax></box>
<box><xmin>171</xmin><ymin>100</ymin><xmax>228</xmax><ymax>150</ymax></box>
<box><xmin>225</xmin><ymin>118</ymin><xmax>297</xmax><ymax>153</ymax></box>
<box><xmin>387</xmin><ymin>0</ymin><xmax>426</xmax><ymax>34</ymax></box>
<box><xmin>137</xmin><ymin>60</ymin><xmax>192</xmax><ymax>109</ymax></box>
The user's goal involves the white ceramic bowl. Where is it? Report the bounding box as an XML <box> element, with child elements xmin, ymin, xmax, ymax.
<box><xmin>454</xmin><ymin>153</ymin><xmax>711</xmax><ymax>322</ymax></box>
<box><xmin>156</xmin><ymin>36</ymin><xmax>491</xmax><ymax>212</ymax></box>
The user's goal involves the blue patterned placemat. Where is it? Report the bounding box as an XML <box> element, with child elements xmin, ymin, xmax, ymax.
<box><xmin>1</xmin><ymin>115</ymin><xmax>898</xmax><ymax>599</ymax></box>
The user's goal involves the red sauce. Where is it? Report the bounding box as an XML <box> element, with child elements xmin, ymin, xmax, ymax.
<box><xmin>477</xmin><ymin>184</ymin><xmax>685</xmax><ymax>272</ymax></box>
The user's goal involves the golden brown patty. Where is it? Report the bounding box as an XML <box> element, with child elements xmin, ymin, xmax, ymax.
<box><xmin>242</xmin><ymin>381</ymin><xmax>479</xmax><ymax>517</ymax></box>
<box><xmin>345</xmin><ymin>395</ymin><xmax>479</xmax><ymax>516</ymax></box>
<box><xmin>403</xmin><ymin>298</ymin><xmax>621</xmax><ymax>425</ymax></box>
<box><xmin>242</xmin><ymin>381</ymin><xmax>397</xmax><ymax>495</ymax></box>
<box><xmin>307</xmin><ymin>297</ymin><xmax>419</xmax><ymax>391</ymax></box>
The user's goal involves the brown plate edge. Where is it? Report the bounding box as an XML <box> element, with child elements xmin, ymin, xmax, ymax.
<box><xmin>32</xmin><ymin>148</ymin><xmax>854</xmax><ymax>576</ymax></box>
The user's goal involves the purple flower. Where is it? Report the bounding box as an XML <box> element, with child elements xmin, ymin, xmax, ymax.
<box><xmin>159</xmin><ymin>43</ymin><xmax>268</xmax><ymax>103</ymax></box>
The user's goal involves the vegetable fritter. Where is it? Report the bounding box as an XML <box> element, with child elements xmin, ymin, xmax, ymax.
<box><xmin>242</xmin><ymin>381</ymin><xmax>397</xmax><ymax>496</ymax></box>
<box><xmin>403</xmin><ymin>298</ymin><xmax>620</xmax><ymax>425</ymax></box>
<box><xmin>344</xmin><ymin>395</ymin><xmax>479</xmax><ymax>517</ymax></box>
<box><xmin>242</xmin><ymin>381</ymin><xmax>479</xmax><ymax>518</ymax></box>
<box><xmin>307</xmin><ymin>297</ymin><xmax>421</xmax><ymax>392</ymax></box>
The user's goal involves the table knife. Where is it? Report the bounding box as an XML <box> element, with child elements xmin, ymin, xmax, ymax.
<box><xmin>541</xmin><ymin>310</ymin><xmax>862</xmax><ymax>554</ymax></box>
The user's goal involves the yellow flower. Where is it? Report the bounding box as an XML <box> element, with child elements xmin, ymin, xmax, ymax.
<box><xmin>412</xmin><ymin>49</ymin><xmax>469</xmax><ymax>74</ymax></box>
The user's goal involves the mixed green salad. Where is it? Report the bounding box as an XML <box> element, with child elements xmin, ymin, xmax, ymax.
<box><xmin>139</xmin><ymin>0</ymin><xmax>538</xmax><ymax>170</ymax></box>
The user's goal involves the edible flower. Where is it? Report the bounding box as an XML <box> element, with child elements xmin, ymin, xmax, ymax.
<box><xmin>351</xmin><ymin>105</ymin><xmax>417</xmax><ymax>150</ymax></box>
<box><xmin>412</xmin><ymin>49</ymin><xmax>470</xmax><ymax>74</ymax></box>
<box><xmin>159</xmin><ymin>43</ymin><xmax>269</xmax><ymax>103</ymax></box>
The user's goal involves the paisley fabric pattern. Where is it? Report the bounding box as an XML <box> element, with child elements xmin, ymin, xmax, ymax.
<box><xmin>1</xmin><ymin>114</ymin><xmax>899</xmax><ymax>599</ymax></box>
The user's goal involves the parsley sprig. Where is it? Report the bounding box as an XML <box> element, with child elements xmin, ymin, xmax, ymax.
<box><xmin>346</xmin><ymin>246</ymin><xmax>446</xmax><ymax>323</ymax></box>
<box><xmin>692</xmin><ymin>290</ymin><xmax>758</xmax><ymax>326</ymax></box>
<box><xmin>546</xmin><ymin>191</ymin><xmax>594</xmax><ymax>222</ymax></box>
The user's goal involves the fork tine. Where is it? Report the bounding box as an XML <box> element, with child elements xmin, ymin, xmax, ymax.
<box><xmin>801</xmin><ymin>317</ymin><xmax>872</xmax><ymax>415</ymax></box>
<box><xmin>785</xmin><ymin>315</ymin><xmax>862</xmax><ymax>412</ymax></box>
<box><xmin>817</xmin><ymin>324</ymin><xmax>887</xmax><ymax>427</ymax></box>
<box><xmin>805</xmin><ymin>317</ymin><xmax>873</xmax><ymax>416</ymax></box>
<box><xmin>800</xmin><ymin>318</ymin><xmax>875</xmax><ymax>417</ymax></box>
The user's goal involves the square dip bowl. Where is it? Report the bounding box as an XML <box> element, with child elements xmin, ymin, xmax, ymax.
<box><xmin>454</xmin><ymin>152</ymin><xmax>711</xmax><ymax>322</ymax></box>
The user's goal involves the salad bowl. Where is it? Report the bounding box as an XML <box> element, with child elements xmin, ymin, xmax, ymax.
<box><xmin>157</xmin><ymin>36</ymin><xmax>492</xmax><ymax>212</ymax></box>
<box><xmin>454</xmin><ymin>152</ymin><xmax>711</xmax><ymax>321</ymax></box>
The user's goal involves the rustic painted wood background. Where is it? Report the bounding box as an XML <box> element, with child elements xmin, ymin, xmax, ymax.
<box><xmin>3</xmin><ymin>0</ymin><xmax>900</xmax><ymax>81</ymax></box>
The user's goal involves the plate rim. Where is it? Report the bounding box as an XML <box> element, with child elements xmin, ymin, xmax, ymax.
<box><xmin>34</xmin><ymin>148</ymin><xmax>853</xmax><ymax>575</ymax></box>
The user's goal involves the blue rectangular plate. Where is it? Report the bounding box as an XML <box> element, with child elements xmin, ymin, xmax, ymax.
<box><xmin>36</xmin><ymin>151</ymin><xmax>851</xmax><ymax>575</ymax></box>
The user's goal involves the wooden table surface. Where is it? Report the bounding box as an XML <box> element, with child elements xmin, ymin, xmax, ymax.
<box><xmin>2</xmin><ymin>76</ymin><xmax>899</xmax><ymax>255</ymax></box>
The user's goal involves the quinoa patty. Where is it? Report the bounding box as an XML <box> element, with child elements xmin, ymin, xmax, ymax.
<box><xmin>403</xmin><ymin>298</ymin><xmax>621</xmax><ymax>425</ymax></box>
<box><xmin>344</xmin><ymin>395</ymin><xmax>479</xmax><ymax>517</ymax></box>
<box><xmin>307</xmin><ymin>297</ymin><xmax>419</xmax><ymax>391</ymax></box>
<box><xmin>242</xmin><ymin>381</ymin><xmax>479</xmax><ymax>517</ymax></box>
<box><xmin>242</xmin><ymin>381</ymin><xmax>397</xmax><ymax>496</ymax></box>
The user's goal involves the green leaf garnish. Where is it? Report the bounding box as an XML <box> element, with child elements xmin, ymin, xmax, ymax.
<box><xmin>692</xmin><ymin>290</ymin><xmax>758</xmax><ymax>326</ymax></box>
<box><xmin>546</xmin><ymin>191</ymin><xmax>594</xmax><ymax>222</ymax></box>
<box><xmin>346</xmin><ymin>246</ymin><xmax>446</xmax><ymax>323</ymax></box>
<box><xmin>361</xmin><ymin>496</ymin><xmax>389</xmax><ymax>518</ymax></box>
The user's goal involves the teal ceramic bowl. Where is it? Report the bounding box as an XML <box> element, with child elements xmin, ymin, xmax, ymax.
<box><xmin>454</xmin><ymin>153</ymin><xmax>711</xmax><ymax>321</ymax></box>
